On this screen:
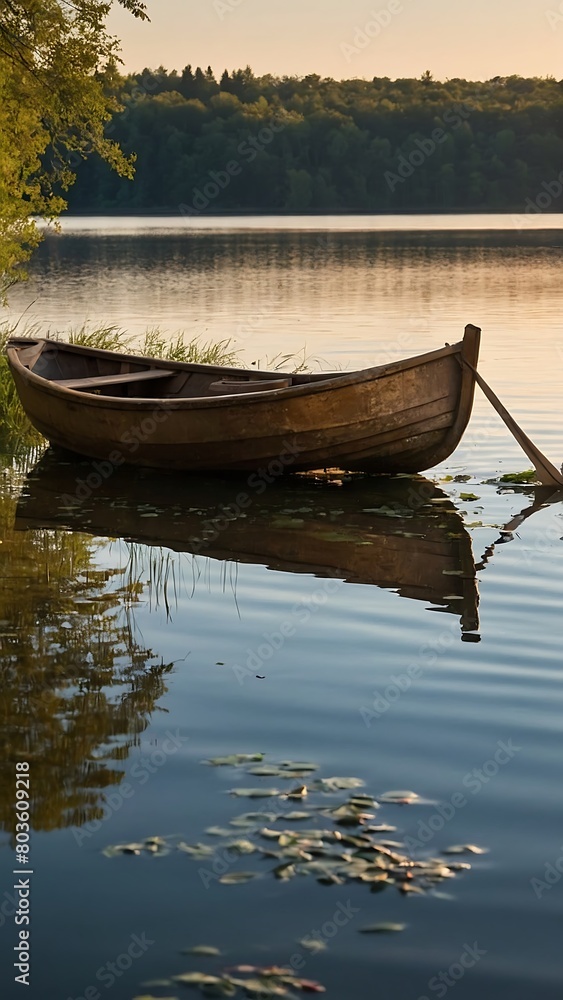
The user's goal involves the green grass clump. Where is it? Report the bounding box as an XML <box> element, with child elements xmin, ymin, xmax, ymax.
<box><xmin>499</xmin><ymin>469</ymin><xmax>536</xmax><ymax>484</ymax></box>
<box><xmin>0</xmin><ymin>322</ymin><xmax>240</xmax><ymax>456</ymax></box>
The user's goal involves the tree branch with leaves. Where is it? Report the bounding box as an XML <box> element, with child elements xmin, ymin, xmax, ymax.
<box><xmin>0</xmin><ymin>0</ymin><xmax>148</xmax><ymax>298</ymax></box>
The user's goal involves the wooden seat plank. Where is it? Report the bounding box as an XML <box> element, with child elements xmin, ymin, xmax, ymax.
<box><xmin>208</xmin><ymin>377</ymin><xmax>291</xmax><ymax>394</ymax></box>
<box><xmin>55</xmin><ymin>369</ymin><xmax>174</xmax><ymax>390</ymax></box>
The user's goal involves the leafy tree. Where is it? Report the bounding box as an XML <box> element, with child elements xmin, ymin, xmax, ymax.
<box><xmin>0</xmin><ymin>0</ymin><xmax>148</xmax><ymax>298</ymax></box>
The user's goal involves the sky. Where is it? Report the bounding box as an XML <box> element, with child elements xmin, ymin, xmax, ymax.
<box><xmin>107</xmin><ymin>0</ymin><xmax>562</xmax><ymax>81</ymax></box>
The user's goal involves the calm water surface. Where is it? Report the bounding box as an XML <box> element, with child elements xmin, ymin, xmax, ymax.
<box><xmin>1</xmin><ymin>217</ymin><xmax>562</xmax><ymax>1000</ymax></box>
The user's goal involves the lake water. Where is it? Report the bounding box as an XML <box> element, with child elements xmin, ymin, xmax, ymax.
<box><xmin>1</xmin><ymin>216</ymin><xmax>562</xmax><ymax>1000</ymax></box>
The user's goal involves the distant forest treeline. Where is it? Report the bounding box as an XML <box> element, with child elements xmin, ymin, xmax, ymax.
<box><xmin>67</xmin><ymin>67</ymin><xmax>563</xmax><ymax>214</ymax></box>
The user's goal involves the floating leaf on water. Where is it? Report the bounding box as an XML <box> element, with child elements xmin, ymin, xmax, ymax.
<box><xmin>322</xmin><ymin>804</ymin><xmax>374</xmax><ymax>826</ymax></box>
<box><xmin>313</xmin><ymin>776</ymin><xmax>365</xmax><ymax>792</ymax></box>
<box><xmin>230</xmin><ymin>812</ymin><xmax>278</xmax><ymax>827</ymax></box>
<box><xmin>273</xmin><ymin>862</ymin><xmax>296</xmax><ymax>880</ymax></box>
<box><xmin>229</xmin><ymin>788</ymin><xmax>281</xmax><ymax>798</ymax></box>
<box><xmin>182</xmin><ymin>945</ymin><xmax>222</xmax><ymax>956</ymax></box>
<box><xmin>293</xmin><ymin>979</ymin><xmax>326</xmax><ymax>994</ymax></box>
<box><xmin>200</xmin><ymin>986</ymin><xmax>236</xmax><ymax>999</ymax></box>
<box><xmin>283</xmin><ymin>811</ymin><xmax>311</xmax><ymax>821</ymax></box>
<box><xmin>285</xmin><ymin>784</ymin><xmax>308</xmax><ymax>799</ymax></box>
<box><xmin>299</xmin><ymin>937</ymin><xmax>327</xmax><ymax>953</ymax></box>
<box><xmin>278</xmin><ymin>761</ymin><xmax>318</xmax><ymax>772</ymax></box>
<box><xmin>223</xmin><ymin>838</ymin><xmax>256</xmax><ymax>855</ymax></box>
<box><xmin>246</xmin><ymin>766</ymin><xmax>284</xmax><ymax>776</ymax></box>
<box><xmin>348</xmin><ymin>794</ymin><xmax>379</xmax><ymax>808</ymax></box>
<box><xmin>317</xmin><ymin>872</ymin><xmax>345</xmax><ymax>885</ymax></box>
<box><xmin>365</xmin><ymin>824</ymin><xmax>397</xmax><ymax>833</ymax></box>
<box><xmin>177</xmin><ymin>842</ymin><xmax>215</xmax><ymax>858</ymax></box>
<box><xmin>172</xmin><ymin>973</ymin><xmax>224</xmax><ymax>985</ymax></box>
<box><xmin>204</xmin><ymin>754</ymin><xmax>264</xmax><ymax>767</ymax></box>
<box><xmin>206</xmin><ymin>826</ymin><xmax>233</xmax><ymax>837</ymax></box>
<box><xmin>231</xmin><ymin>978</ymin><xmax>289</xmax><ymax>997</ymax></box>
<box><xmin>499</xmin><ymin>469</ymin><xmax>536</xmax><ymax>483</ymax></box>
<box><xmin>443</xmin><ymin>844</ymin><xmax>488</xmax><ymax>855</ymax></box>
<box><xmin>379</xmin><ymin>790</ymin><xmax>419</xmax><ymax>804</ymax></box>
<box><xmin>219</xmin><ymin>871</ymin><xmax>259</xmax><ymax>884</ymax></box>
<box><xmin>102</xmin><ymin>842</ymin><xmax>144</xmax><ymax>857</ymax></box>
<box><xmin>359</xmin><ymin>922</ymin><xmax>407</xmax><ymax>933</ymax></box>
<box><xmin>399</xmin><ymin>882</ymin><xmax>425</xmax><ymax>894</ymax></box>
<box><xmin>459</xmin><ymin>492</ymin><xmax>480</xmax><ymax>501</ymax></box>
<box><xmin>132</xmin><ymin>996</ymin><xmax>178</xmax><ymax>1000</ymax></box>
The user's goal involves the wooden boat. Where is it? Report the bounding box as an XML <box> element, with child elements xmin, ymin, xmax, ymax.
<box><xmin>15</xmin><ymin>453</ymin><xmax>480</xmax><ymax>635</ymax></box>
<box><xmin>6</xmin><ymin>325</ymin><xmax>480</xmax><ymax>473</ymax></box>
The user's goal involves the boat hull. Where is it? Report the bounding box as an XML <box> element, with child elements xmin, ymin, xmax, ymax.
<box><xmin>6</xmin><ymin>327</ymin><xmax>480</xmax><ymax>473</ymax></box>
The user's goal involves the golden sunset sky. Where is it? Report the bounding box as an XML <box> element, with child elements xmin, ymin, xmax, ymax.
<box><xmin>109</xmin><ymin>0</ymin><xmax>562</xmax><ymax>79</ymax></box>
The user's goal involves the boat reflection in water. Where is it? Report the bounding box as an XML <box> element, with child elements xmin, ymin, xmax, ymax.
<box><xmin>16</xmin><ymin>450</ymin><xmax>481</xmax><ymax>637</ymax></box>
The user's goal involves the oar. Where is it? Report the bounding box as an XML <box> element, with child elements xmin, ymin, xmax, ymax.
<box><xmin>463</xmin><ymin>359</ymin><xmax>563</xmax><ymax>488</ymax></box>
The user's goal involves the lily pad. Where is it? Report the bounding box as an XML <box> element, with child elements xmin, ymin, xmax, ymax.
<box><xmin>299</xmin><ymin>937</ymin><xmax>327</xmax><ymax>953</ymax></box>
<box><xmin>223</xmin><ymin>838</ymin><xmax>256</xmax><ymax>855</ymax></box>
<box><xmin>230</xmin><ymin>812</ymin><xmax>278</xmax><ymax>827</ymax></box>
<box><xmin>218</xmin><ymin>871</ymin><xmax>259</xmax><ymax>884</ymax></box>
<box><xmin>312</xmin><ymin>776</ymin><xmax>365</xmax><ymax>792</ymax></box>
<box><xmin>133</xmin><ymin>996</ymin><xmax>178</xmax><ymax>1000</ymax></box>
<box><xmin>177</xmin><ymin>842</ymin><xmax>215</xmax><ymax>858</ymax></box>
<box><xmin>379</xmin><ymin>790</ymin><xmax>419</xmax><ymax>804</ymax></box>
<box><xmin>229</xmin><ymin>788</ymin><xmax>281</xmax><ymax>798</ymax></box>
<box><xmin>246</xmin><ymin>766</ymin><xmax>285</xmax><ymax>776</ymax></box>
<box><xmin>359</xmin><ymin>922</ymin><xmax>406</xmax><ymax>933</ymax></box>
<box><xmin>499</xmin><ymin>469</ymin><xmax>536</xmax><ymax>483</ymax></box>
<box><xmin>278</xmin><ymin>761</ymin><xmax>318</xmax><ymax>772</ymax></box>
<box><xmin>204</xmin><ymin>754</ymin><xmax>264</xmax><ymax>767</ymax></box>
<box><xmin>443</xmin><ymin>844</ymin><xmax>488</xmax><ymax>855</ymax></box>
<box><xmin>182</xmin><ymin>945</ymin><xmax>222</xmax><ymax>956</ymax></box>
<box><xmin>102</xmin><ymin>842</ymin><xmax>145</xmax><ymax>857</ymax></box>
<box><xmin>172</xmin><ymin>973</ymin><xmax>223</xmax><ymax>985</ymax></box>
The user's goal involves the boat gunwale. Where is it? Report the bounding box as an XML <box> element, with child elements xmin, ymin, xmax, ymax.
<box><xmin>7</xmin><ymin>337</ymin><xmax>466</xmax><ymax>411</ymax></box>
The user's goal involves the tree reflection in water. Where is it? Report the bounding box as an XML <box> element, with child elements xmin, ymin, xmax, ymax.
<box><xmin>0</xmin><ymin>466</ymin><xmax>172</xmax><ymax>837</ymax></box>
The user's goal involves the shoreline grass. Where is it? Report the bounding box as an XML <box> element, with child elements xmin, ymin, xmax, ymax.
<box><xmin>0</xmin><ymin>322</ymin><xmax>240</xmax><ymax>457</ymax></box>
